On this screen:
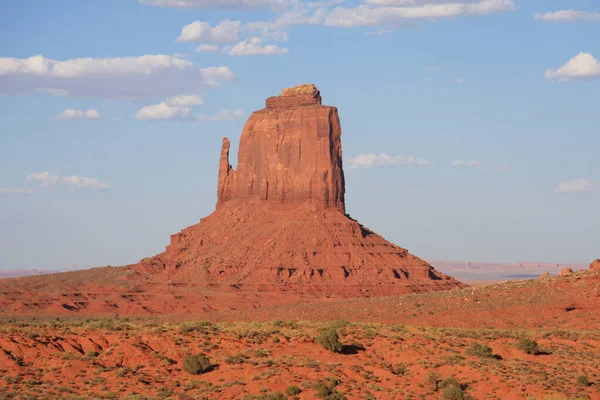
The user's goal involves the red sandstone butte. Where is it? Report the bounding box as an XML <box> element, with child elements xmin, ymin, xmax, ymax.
<box><xmin>591</xmin><ymin>259</ymin><xmax>600</xmax><ymax>271</ymax></box>
<box><xmin>218</xmin><ymin>84</ymin><xmax>344</xmax><ymax>211</ymax></box>
<box><xmin>137</xmin><ymin>84</ymin><xmax>463</xmax><ymax>296</ymax></box>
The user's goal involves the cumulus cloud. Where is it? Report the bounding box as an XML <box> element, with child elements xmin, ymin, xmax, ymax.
<box><xmin>226</xmin><ymin>37</ymin><xmax>288</xmax><ymax>56</ymax></box>
<box><xmin>456</xmin><ymin>77</ymin><xmax>465</xmax><ymax>84</ymax></box>
<box><xmin>0</xmin><ymin>188</ymin><xmax>33</xmax><ymax>195</ymax></box>
<box><xmin>56</xmin><ymin>109</ymin><xmax>102</xmax><ymax>120</ymax></box>
<box><xmin>534</xmin><ymin>10</ymin><xmax>600</xmax><ymax>23</ymax></box>
<box><xmin>0</xmin><ymin>54</ymin><xmax>235</xmax><ymax>99</ymax></box>
<box><xmin>545</xmin><ymin>52</ymin><xmax>600</xmax><ymax>81</ymax></box>
<box><xmin>554</xmin><ymin>178</ymin><xmax>599</xmax><ymax>193</ymax></box>
<box><xmin>136</xmin><ymin>102</ymin><xmax>192</xmax><ymax>120</ymax></box>
<box><xmin>177</xmin><ymin>20</ymin><xmax>242</xmax><ymax>43</ymax></box>
<box><xmin>323</xmin><ymin>0</ymin><xmax>516</xmax><ymax>27</ymax></box>
<box><xmin>138</xmin><ymin>0</ymin><xmax>287</xmax><ymax>9</ymax></box>
<box><xmin>348</xmin><ymin>153</ymin><xmax>433</xmax><ymax>169</ymax></box>
<box><xmin>196</xmin><ymin>109</ymin><xmax>246</xmax><ymax>121</ymax></box>
<box><xmin>26</xmin><ymin>172</ymin><xmax>109</xmax><ymax>190</ymax></box>
<box><xmin>452</xmin><ymin>160</ymin><xmax>484</xmax><ymax>167</ymax></box>
<box><xmin>136</xmin><ymin>94</ymin><xmax>203</xmax><ymax>120</ymax></box>
<box><xmin>197</xmin><ymin>44</ymin><xmax>221</xmax><ymax>52</ymax></box>
<box><xmin>165</xmin><ymin>94</ymin><xmax>204</xmax><ymax>107</ymax></box>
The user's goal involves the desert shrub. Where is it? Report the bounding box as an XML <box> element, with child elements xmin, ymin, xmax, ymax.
<box><xmin>316</xmin><ymin>329</ymin><xmax>343</xmax><ymax>353</ymax></box>
<box><xmin>517</xmin><ymin>338</ymin><xmax>540</xmax><ymax>355</ymax></box>
<box><xmin>328</xmin><ymin>320</ymin><xmax>350</xmax><ymax>330</ymax></box>
<box><xmin>225</xmin><ymin>352</ymin><xmax>250</xmax><ymax>364</ymax></box>
<box><xmin>576</xmin><ymin>375</ymin><xmax>591</xmax><ymax>387</ymax></box>
<box><xmin>465</xmin><ymin>343</ymin><xmax>494</xmax><ymax>358</ymax></box>
<box><xmin>312</xmin><ymin>378</ymin><xmax>346</xmax><ymax>400</ymax></box>
<box><xmin>285</xmin><ymin>385</ymin><xmax>302</xmax><ymax>396</ymax></box>
<box><xmin>391</xmin><ymin>363</ymin><xmax>406</xmax><ymax>376</ymax></box>
<box><xmin>256</xmin><ymin>392</ymin><xmax>286</xmax><ymax>400</ymax></box>
<box><xmin>442</xmin><ymin>384</ymin><xmax>465</xmax><ymax>400</ymax></box>
<box><xmin>182</xmin><ymin>353</ymin><xmax>211</xmax><ymax>375</ymax></box>
<box><xmin>425</xmin><ymin>372</ymin><xmax>441</xmax><ymax>390</ymax></box>
<box><xmin>439</xmin><ymin>377</ymin><xmax>460</xmax><ymax>389</ymax></box>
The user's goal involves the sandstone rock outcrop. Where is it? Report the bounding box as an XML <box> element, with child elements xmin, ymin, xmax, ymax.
<box><xmin>537</xmin><ymin>272</ymin><xmax>550</xmax><ymax>279</ymax></box>
<box><xmin>217</xmin><ymin>84</ymin><xmax>345</xmax><ymax>212</ymax></box>
<box><xmin>136</xmin><ymin>84</ymin><xmax>463</xmax><ymax>297</ymax></box>
<box><xmin>560</xmin><ymin>268</ymin><xmax>573</xmax><ymax>276</ymax></box>
<box><xmin>591</xmin><ymin>259</ymin><xmax>600</xmax><ymax>271</ymax></box>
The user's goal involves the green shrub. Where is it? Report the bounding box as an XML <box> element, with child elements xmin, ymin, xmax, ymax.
<box><xmin>316</xmin><ymin>329</ymin><xmax>343</xmax><ymax>353</ymax></box>
<box><xmin>256</xmin><ymin>392</ymin><xmax>286</xmax><ymax>400</ymax></box>
<box><xmin>312</xmin><ymin>378</ymin><xmax>346</xmax><ymax>400</ymax></box>
<box><xmin>517</xmin><ymin>338</ymin><xmax>540</xmax><ymax>355</ymax></box>
<box><xmin>425</xmin><ymin>372</ymin><xmax>441</xmax><ymax>390</ymax></box>
<box><xmin>576</xmin><ymin>375</ymin><xmax>591</xmax><ymax>387</ymax></box>
<box><xmin>465</xmin><ymin>343</ymin><xmax>494</xmax><ymax>358</ymax></box>
<box><xmin>391</xmin><ymin>363</ymin><xmax>406</xmax><ymax>376</ymax></box>
<box><xmin>285</xmin><ymin>385</ymin><xmax>302</xmax><ymax>396</ymax></box>
<box><xmin>182</xmin><ymin>353</ymin><xmax>211</xmax><ymax>375</ymax></box>
<box><xmin>439</xmin><ymin>377</ymin><xmax>460</xmax><ymax>389</ymax></box>
<box><xmin>442</xmin><ymin>384</ymin><xmax>465</xmax><ymax>400</ymax></box>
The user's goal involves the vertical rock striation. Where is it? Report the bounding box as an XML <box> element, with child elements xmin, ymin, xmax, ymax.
<box><xmin>217</xmin><ymin>84</ymin><xmax>345</xmax><ymax>212</ymax></box>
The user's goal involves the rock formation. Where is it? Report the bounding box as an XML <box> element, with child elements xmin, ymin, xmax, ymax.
<box><xmin>217</xmin><ymin>84</ymin><xmax>345</xmax><ymax>212</ymax></box>
<box><xmin>591</xmin><ymin>259</ymin><xmax>600</xmax><ymax>271</ymax></box>
<box><xmin>537</xmin><ymin>272</ymin><xmax>550</xmax><ymax>279</ymax></box>
<box><xmin>560</xmin><ymin>268</ymin><xmax>573</xmax><ymax>276</ymax></box>
<box><xmin>135</xmin><ymin>84</ymin><xmax>463</xmax><ymax>297</ymax></box>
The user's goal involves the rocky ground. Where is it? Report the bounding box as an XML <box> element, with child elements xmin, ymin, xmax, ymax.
<box><xmin>1</xmin><ymin>270</ymin><xmax>599</xmax><ymax>400</ymax></box>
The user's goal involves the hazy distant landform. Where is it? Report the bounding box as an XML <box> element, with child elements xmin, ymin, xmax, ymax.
<box><xmin>431</xmin><ymin>260</ymin><xmax>588</xmax><ymax>283</ymax></box>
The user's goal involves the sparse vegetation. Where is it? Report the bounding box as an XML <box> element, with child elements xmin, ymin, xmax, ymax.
<box><xmin>517</xmin><ymin>338</ymin><xmax>540</xmax><ymax>355</ymax></box>
<box><xmin>465</xmin><ymin>342</ymin><xmax>494</xmax><ymax>358</ymax></box>
<box><xmin>285</xmin><ymin>385</ymin><xmax>302</xmax><ymax>396</ymax></box>
<box><xmin>316</xmin><ymin>329</ymin><xmax>343</xmax><ymax>353</ymax></box>
<box><xmin>182</xmin><ymin>353</ymin><xmax>211</xmax><ymax>375</ymax></box>
<box><xmin>576</xmin><ymin>375</ymin><xmax>590</xmax><ymax>387</ymax></box>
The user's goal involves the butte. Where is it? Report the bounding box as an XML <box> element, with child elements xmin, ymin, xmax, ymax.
<box><xmin>135</xmin><ymin>84</ymin><xmax>463</xmax><ymax>297</ymax></box>
<box><xmin>0</xmin><ymin>84</ymin><xmax>464</xmax><ymax>316</ymax></box>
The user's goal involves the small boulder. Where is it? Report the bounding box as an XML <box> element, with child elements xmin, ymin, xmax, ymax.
<box><xmin>559</xmin><ymin>268</ymin><xmax>573</xmax><ymax>276</ymax></box>
<box><xmin>538</xmin><ymin>272</ymin><xmax>550</xmax><ymax>279</ymax></box>
<box><xmin>590</xmin><ymin>259</ymin><xmax>600</xmax><ymax>271</ymax></box>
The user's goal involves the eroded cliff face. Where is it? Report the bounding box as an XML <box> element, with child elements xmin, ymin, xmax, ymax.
<box><xmin>217</xmin><ymin>84</ymin><xmax>345</xmax><ymax>212</ymax></box>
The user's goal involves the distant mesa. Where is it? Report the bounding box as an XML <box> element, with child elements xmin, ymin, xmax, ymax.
<box><xmin>591</xmin><ymin>259</ymin><xmax>600</xmax><ymax>271</ymax></box>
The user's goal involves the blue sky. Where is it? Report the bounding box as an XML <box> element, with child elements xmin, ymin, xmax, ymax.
<box><xmin>0</xmin><ymin>0</ymin><xmax>599</xmax><ymax>270</ymax></box>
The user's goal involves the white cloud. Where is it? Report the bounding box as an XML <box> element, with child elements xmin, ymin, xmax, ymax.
<box><xmin>0</xmin><ymin>54</ymin><xmax>235</xmax><ymax>99</ymax></box>
<box><xmin>452</xmin><ymin>160</ymin><xmax>484</xmax><ymax>167</ymax></box>
<box><xmin>26</xmin><ymin>172</ymin><xmax>109</xmax><ymax>190</ymax></box>
<box><xmin>0</xmin><ymin>188</ymin><xmax>33</xmax><ymax>195</ymax></box>
<box><xmin>545</xmin><ymin>52</ymin><xmax>600</xmax><ymax>81</ymax></box>
<box><xmin>323</xmin><ymin>0</ymin><xmax>516</xmax><ymax>27</ymax></box>
<box><xmin>177</xmin><ymin>20</ymin><xmax>242</xmax><ymax>43</ymax></box>
<box><xmin>427</xmin><ymin>65</ymin><xmax>441</xmax><ymax>71</ymax></box>
<box><xmin>56</xmin><ymin>108</ymin><xmax>103</xmax><ymax>120</ymax></box>
<box><xmin>245</xmin><ymin>21</ymin><xmax>290</xmax><ymax>41</ymax></box>
<box><xmin>136</xmin><ymin>102</ymin><xmax>192</xmax><ymax>121</ymax></box>
<box><xmin>456</xmin><ymin>77</ymin><xmax>465</xmax><ymax>84</ymax></box>
<box><xmin>196</xmin><ymin>109</ymin><xmax>246</xmax><ymax>121</ymax></box>
<box><xmin>197</xmin><ymin>44</ymin><xmax>221</xmax><ymax>52</ymax></box>
<box><xmin>348</xmin><ymin>153</ymin><xmax>433</xmax><ymax>168</ymax></box>
<box><xmin>138</xmin><ymin>0</ymin><xmax>287</xmax><ymax>9</ymax></box>
<box><xmin>554</xmin><ymin>178</ymin><xmax>599</xmax><ymax>193</ymax></box>
<box><xmin>534</xmin><ymin>10</ymin><xmax>600</xmax><ymax>23</ymax></box>
<box><xmin>165</xmin><ymin>94</ymin><xmax>204</xmax><ymax>106</ymax></box>
<box><xmin>226</xmin><ymin>37</ymin><xmax>289</xmax><ymax>56</ymax></box>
